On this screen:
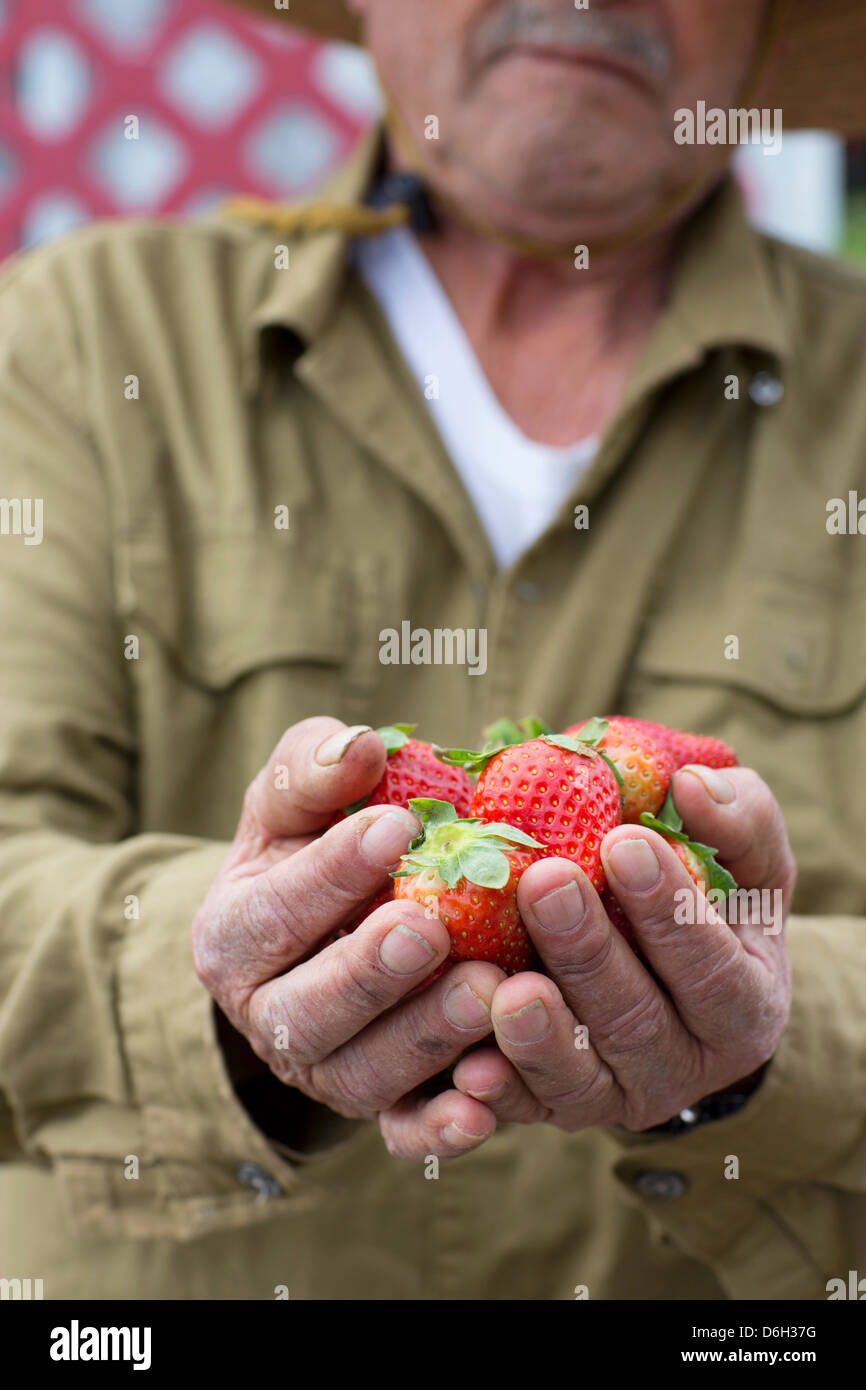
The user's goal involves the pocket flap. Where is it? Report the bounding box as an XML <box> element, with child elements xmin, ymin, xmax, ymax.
<box><xmin>635</xmin><ymin>576</ymin><xmax>866</xmax><ymax>716</ymax></box>
<box><xmin>118</xmin><ymin>534</ymin><xmax>348</xmax><ymax>688</ymax></box>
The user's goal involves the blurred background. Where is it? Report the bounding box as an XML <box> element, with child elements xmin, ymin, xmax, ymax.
<box><xmin>1</xmin><ymin>0</ymin><xmax>865</xmax><ymax>265</ymax></box>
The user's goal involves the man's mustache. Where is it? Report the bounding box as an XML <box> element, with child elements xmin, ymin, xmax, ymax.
<box><xmin>474</xmin><ymin>3</ymin><xmax>673</xmax><ymax>82</ymax></box>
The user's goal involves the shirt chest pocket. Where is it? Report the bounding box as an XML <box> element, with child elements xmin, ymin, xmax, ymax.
<box><xmin>628</xmin><ymin>576</ymin><xmax>866</xmax><ymax>714</ymax></box>
<box><xmin>117</xmin><ymin>534</ymin><xmax>387</xmax><ymax>837</ymax></box>
<box><xmin>622</xmin><ymin>576</ymin><xmax>866</xmax><ymax>912</ymax></box>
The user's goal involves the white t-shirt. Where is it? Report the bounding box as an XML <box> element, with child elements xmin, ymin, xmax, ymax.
<box><xmin>353</xmin><ymin>226</ymin><xmax>597</xmax><ymax>569</ymax></box>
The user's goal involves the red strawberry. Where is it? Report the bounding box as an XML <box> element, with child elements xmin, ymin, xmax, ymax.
<box><xmin>335</xmin><ymin>724</ymin><xmax>473</xmax><ymax>820</ymax></box>
<box><xmin>443</xmin><ymin>728</ymin><xmax>621</xmax><ymax>894</ymax></box>
<box><xmin>643</xmin><ymin>723</ymin><xmax>738</xmax><ymax>773</ymax></box>
<box><xmin>563</xmin><ymin>716</ymin><xmax>674</xmax><ymax>824</ymax></box>
<box><xmin>392</xmin><ymin>799</ymin><xmax>543</xmax><ymax>974</ymax></box>
<box><xmin>669</xmin><ymin>840</ymin><xmax>712</xmax><ymax>893</ymax></box>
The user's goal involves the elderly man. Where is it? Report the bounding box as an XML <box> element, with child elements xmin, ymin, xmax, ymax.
<box><xmin>0</xmin><ymin>0</ymin><xmax>864</xmax><ymax>1302</ymax></box>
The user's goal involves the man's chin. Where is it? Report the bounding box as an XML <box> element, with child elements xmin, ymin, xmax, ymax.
<box><xmin>453</xmin><ymin>121</ymin><xmax>669</xmax><ymax>192</ymax></box>
<box><xmin>438</xmin><ymin>163</ymin><xmax>668</xmax><ymax>244</ymax></box>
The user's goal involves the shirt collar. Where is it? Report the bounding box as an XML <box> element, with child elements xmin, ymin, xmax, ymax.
<box><xmin>240</xmin><ymin>125</ymin><xmax>385</xmax><ymax>394</ymax></box>
<box><xmin>621</xmin><ymin>173</ymin><xmax>792</xmax><ymax>411</ymax></box>
<box><xmin>241</xmin><ymin>122</ymin><xmax>792</xmax><ymax>395</ymax></box>
<box><xmin>664</xmin><ymin>174</ymin><xmax>791</xmax><ymax>360</ymax></box>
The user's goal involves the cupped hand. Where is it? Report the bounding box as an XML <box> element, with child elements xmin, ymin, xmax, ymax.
<box><xmin>452</xmin><ymin>765</ymin><xmax>796</xmax><ymax>1133</ymax></box>
<box><xmin>192</xmin><ymin>717</ymin><xmax>503</xmax><ymax>1162</ymax></box>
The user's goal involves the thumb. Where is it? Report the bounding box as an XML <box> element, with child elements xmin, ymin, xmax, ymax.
<box><xmin>670</xmin><ymin>764</ymin><xmax>796</xmax><ymax>911</ymax></box>
<box><xmin>238</xmin><ymin>717</ymin><xmax>387</xmax><ymax>842</ymax></box>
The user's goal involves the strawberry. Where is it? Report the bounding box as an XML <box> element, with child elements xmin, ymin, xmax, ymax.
<box><xmin>643</xmin><ymin>723</ymin><xmax>738</xmax><ymax>773</ymax></box>
<box><xmin>563</xmin><ymin>715</ymin><xmax>675</xmax><ymax>824</ymax></box>
<box><xmin>326</xmin><ymin>728</ymin><xmax>470</xmax><ymax>968</ymax></box>
<box><xmin>441</xmin><ymin>723</ymin><xmax>621</xmax><ymax>894</ymax></box>
<box><xmin>669</xmin><ymin>840</ymin><xmax>713</xmax><ymax>893</ymax></box>
<box><xmin>392</xmin><ymin>798</ymin><xmax>543</xmax><ymax>974</ymax></box>
<box><xmin>578</xmin><ymin>719</ymin><xmax>739</xmax><ymax>950</ymax></box>
<box><xmin>336</xmin><ymin>724</ymin><xmax>473</xmax><ymax>819</ymax></box>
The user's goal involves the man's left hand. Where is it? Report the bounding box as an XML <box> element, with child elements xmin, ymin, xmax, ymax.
<box><xmin>451</xmin><ymin>765</ymin><xmax>797</xmax><ymax>1133</ymax></box>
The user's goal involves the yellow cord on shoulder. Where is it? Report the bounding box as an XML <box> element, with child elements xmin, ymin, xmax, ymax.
<box><xmin>218</xmin><ymin>194</ymin><xmax>409</xmax><ymax>238</ymax></box>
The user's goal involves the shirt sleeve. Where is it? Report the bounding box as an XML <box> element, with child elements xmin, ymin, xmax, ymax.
<box><xmin>0</xmin><ymin>244</ymin><xmax>365</xmax><ymax>1243</ymax></box>
<box><xmin>603</xmin><ymin>914</ymin><xmax>866</xmax><ymax>1299</ymax></box>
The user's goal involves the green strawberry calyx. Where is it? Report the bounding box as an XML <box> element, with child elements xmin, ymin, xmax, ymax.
<box><xmin>393</xmin><ymin>798</ymin><xmax>543</xmax><ymax>890</ymax></box>
<box><xmin>639</xmin><ymin>786</ymin><xmax>738</xmax><ymax>895</ymax></box>
<box><xmin>377</xmin><ymin>722</ymin><xmax>417</xmax><ymax>754</ymax></box>
<box><xmin>437</xmin><ymin>716</ymin><xmax>611</xmax><ymax>777</ymax></box>
<box><xmin>434</xmin><ymin>742</ymin><xmax>508</xmax><ymax>774</ymax></box>
<box><xmin>481</xmin><ymin>715</ymin><xmax>552</xmax><ymax>749</ymax></box>
<box><xmin>341</xmin><ymin>722</ymin><xmax>417</xmax><ymax>816</ymax></box>
<box><xmin>435</xmin><ymin>714</ymin><xmax>552</xmax><ymax>774</ymax></box>
<box><xmin>544</xmin><ymin>725</ymin><xmax>625</xmax><ymax>790</ymax></box>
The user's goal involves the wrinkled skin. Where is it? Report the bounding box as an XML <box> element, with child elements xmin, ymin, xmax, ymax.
<box><xmin>194</xmin><ymin>719</ymin><xmax>794</xmax><ymax>1160</ymax></box>
<box><xmin>348</xmin><ymin>0</ymin><xmax>770</xmax><ymax>245</ymax></box>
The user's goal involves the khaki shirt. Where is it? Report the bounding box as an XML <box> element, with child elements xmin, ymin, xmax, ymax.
<box><xmin>1</xmin><ymin>126</ymin><xmax>865</xmax><ymax>1301</ymax></box>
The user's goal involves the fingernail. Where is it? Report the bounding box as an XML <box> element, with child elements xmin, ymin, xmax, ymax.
<box><xmin>315</xmin><ymin>724</ymin><xmax>373</xmax><ymax>766</ymax></box>
<box><xmin>360</xmin><ymin>810</ymin><xmax>419</xmax><ymax>867</ymax></box>
<box><xmin>465</xmin><ymin>1081</ymin><xmax>506</xmax><ymax>1101</ymax></box>
<box><xmin>679</xmin><ymin>764</ymin><xmax>736</xmax><ymax>804</ymax></box>
<box><xmin>379</xmin><ymin>923</ymin><xmax>437</xmax><ymax>975</ymax></box>
<box><xmin>444</xmin><ymin>981</ymin><xmax>491</xmax><ymax>1030</ymax></box>
<box><xmin>441</xmin><ymin>1122</ymin><xmax>487</xmax><ymax>1147</ymax></box>
<box><xmin>496</xmin><ymin>998</ymin><xmax>549</xmax><ymax>1044</ymax></box>
<box><xmin>532</xmin><ymin>879</ymin><xmax>586</xmax><ymax>933</ymax></box>
<box><xmin>607</xmin><ymin>838</ymin><xmax>660</xmax><ymax>890</ymax></box>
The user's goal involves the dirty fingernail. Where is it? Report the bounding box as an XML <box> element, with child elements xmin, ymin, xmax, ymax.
<box><xmin>441</xmin><ymin>1122</ymin><xmax>487</xmax><ymax>1148</ymax></box>
<box><xmin>315</xmin><ymin>725</ymin><xmax>374</xmax><ymax>766</ymax></box>
<box><xmin>607</xmin><ymin>838</ymin><xmax>660</xmax><ymax>890</ymax></box>
<box><xmin>465</xmin><ymin>1081</ymin><xmax>506</xmax><ymax>1102</ymax></box>
<box><xmin>445</xmin><ymin>981</ymin><xmax>491</xmax><ymax>1030</ymax></box>
<box><xmin>496</xmin><ymin>998</ymin><xmax>550</xmax><ymax>1044</ymax></box>
<box><xmin>379</xmin><ymin>923</ymin><xmax>437</xmax><ymax>975</ymax></box>
<box><xmin>531</xmin><ymin>879</ymin><xmax>586</xmax><ymax>933</ymax></box>
<box><xmin>360</xmin><ymin>810</ymin><xmax>419</xmax><ymax>866</ymax></box>
<box><xmin>679</xmin><ymin>764</ymin><xmax>736</xmax><ymax>804</ymax></box>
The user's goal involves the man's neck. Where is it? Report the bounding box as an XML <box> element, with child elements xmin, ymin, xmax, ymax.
<box><xmin>411</xmin><ymin>203</ymin><xmax>681</xmax><ymax>447</ymax></box>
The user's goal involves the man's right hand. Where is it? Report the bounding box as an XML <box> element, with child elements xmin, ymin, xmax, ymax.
<box><xmin>192</xmin><ymin>717</ymin><xmax>502</xmax><ymax>1161</ymax></box>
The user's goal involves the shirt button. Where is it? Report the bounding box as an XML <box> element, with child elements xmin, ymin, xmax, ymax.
<box><xmin>785</xmin><ymin>639</ymin><xmax>807</xmax><ymax>672</ymax></box>
<box><xmin>515</xmin><ymin>580</ymin><xmax>545</xmax><ymax>602</ymax></box>
<box><xmin>236</xmin><ymin>1161</ymin><xmax>282</xmax><ymax>1202</ymax></box>
<box><xmin>749</xmin><ymin>371</ymin><xmax>784</xmax><ymax>407</ymax></box>
<box><xmin>634</xmin><ymin>1170</ymin><xmax>689</xmax><ymax>1200</ymax></box>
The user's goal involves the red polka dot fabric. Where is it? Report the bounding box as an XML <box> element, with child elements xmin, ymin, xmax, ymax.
<box><xmin>0</xmin><ymin>0</ymin><xmax>372</xmax><ymax>260</ymax></box>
